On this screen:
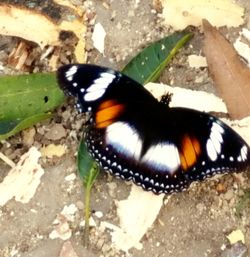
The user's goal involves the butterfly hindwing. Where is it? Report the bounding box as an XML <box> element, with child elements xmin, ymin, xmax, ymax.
<box><xmin>57</xmin><ymin>64</ymin><xmax>250</xmax><ymax>194</ymax></box>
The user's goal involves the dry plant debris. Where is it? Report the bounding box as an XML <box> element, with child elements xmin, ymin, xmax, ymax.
<box><xmin>161</xmin><ymin>0</ymin><xmax>244</xmax><ymax>30</ymax></box>
<box><xmin>227</xmin><ymin>229</ymin><xmax>245</xmax><ymax>244</ymax></box>
<box><xmin>0</xmin><ymin>3</ymin><xmax>86</xmax><ymax>69</ymax></box>
<box><xmin>234</xmin><ymin>28</ymin><xmax>250</xmax><ymax>66</ymax></box>
<box><xmin>0</xmin><ymin>147</ymin><xmax>44</xmax><ymax>206</ymax></box>
<box><xmin>41</xmin><ymin>144</ymin><xmax>67</xmax><ymax>158</ymax></box>
<box><xmin>92</xmin><ymin>22</ymin><xmax>106</xmax><ymax>55</ymax></box>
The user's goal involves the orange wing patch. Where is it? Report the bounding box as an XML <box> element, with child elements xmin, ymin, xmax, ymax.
<box><xmin>180</xmin><ymin>134</ymin><xmax>201</xmax><ymax>171</ymax></box>
<box><xmin>95</xmin><ymin>100</ymin><xmax>125</xmax><ymax>128</ymax></box>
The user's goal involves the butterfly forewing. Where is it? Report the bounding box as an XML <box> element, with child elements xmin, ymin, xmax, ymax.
<box><xmin>57</xmin><ymin>64</ymin><xmax>250</xmax><ymax>194</ymax></box>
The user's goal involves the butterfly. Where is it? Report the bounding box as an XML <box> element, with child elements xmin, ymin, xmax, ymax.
<box><xmin>57</xmin><ymin>64</ymin><xmax>250</xmax><ymax>194</ymax></box>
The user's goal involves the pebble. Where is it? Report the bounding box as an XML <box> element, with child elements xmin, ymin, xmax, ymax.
<box><xmin>44</xmin><ymin>124</ymin><xmax>67</xmax><ymax>140</ymax></box>
<box><xmin>76</xmin><ymin>201</ymin><xmax>84</xmax><ymax>210</ymax></box>
<box><xmin>94</xmin><ymin>211</ymin><xmax>103</xmax><ymax>219</ymax></box>
<box><xmin>221</xmin><ymin>242</ymin><xmax>248</xmax><ymax>257</ymax></box>
<box><xmin>22</xmin><ymin>127</ymin><xmax>36</xmax><ymax>147</ymax></box>
<box><xmin>65</xmin><ymin>173</ymin><xmax>76</xmax><ymax>181</ymax></box>
<box><xmin>96</xmin><ymin>238</ymin><xmax>105</xmax><ymax>250</ymax></box>
<box><xmin>195</xmin><ymin>76</ymin><xmax>204</xmax><ymax>83</ymax></box>
<box><xmin>107</xmin><ymin>182</ymin><xmax>117</xmax><ymax>197</ymax></box>
<box><xmin>61</xmin><ymin>109</ymin><xmax>71</xmax><ymax>122</ymax></box>
<box><xmin>116</xmin><ymin>22</ymin><xmax>122</xmax><ymax>30</ymax></box>
<box><xmin>224</xmin><ymin>189</ymin><xmax>235</xmax><ymax>201</ymax></box>
<box><xmin>128</xmin><ymin>10</ymin><xmax>135</xmax><ymax>17</ymax></box>
<box><xmin>196</xmin><ymin>203</ymin><xmax>206</xmax><ymax>212</ymax></box>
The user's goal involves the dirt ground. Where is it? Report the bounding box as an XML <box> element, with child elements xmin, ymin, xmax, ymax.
<box><xmin>0</xmin><ymin>0</ymin><xmax>250</xmax><ymax>257</ymax></box>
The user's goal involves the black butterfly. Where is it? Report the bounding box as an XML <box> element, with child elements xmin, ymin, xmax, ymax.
<box><xmin>57</xmin><ymin>64</ymin><xmax>250</xmax><ymax>194</ymax></box>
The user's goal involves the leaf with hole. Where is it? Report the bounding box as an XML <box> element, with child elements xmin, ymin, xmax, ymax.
<box><xmin>0</xmin><ymin>72</ymin><xmax>65</xmax><ymax>139</ymax></box>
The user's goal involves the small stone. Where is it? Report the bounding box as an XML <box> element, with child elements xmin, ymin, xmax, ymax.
<box><xmin>76</xmin><ymin>201</ymin><xmax>84</xmax><ymax>210</ymax></box>
<box><xmin>196</xmin><ymin>203</ymin><xmax>205</xmax><ymax>212</ymax></box>
<box><xmin>116</xmin><ymin>22</ymin><xmax>122</xmax><ymax>30</ymax></box>
<box><xmin>216</xmin><ymin>183</ymin><xmax>227</xmax><ymax>194</ymax></box>
<box><xmin>45</xmin><ymin>124</ymin><xmax>67</xmax><ymax>140</ymax></box>
<box><xmin>102</xmin><ymin>243</ymin><xmax>111</xmax><ymax>253</ymax></box>
<box><xmin>195</xmin><ymin>76</ymin><xmax>204</xmax><ymax>83</ymax></box>
<box><xmin>22</xmin><ymin>127</ymin><xmax>36</xmax><ymax>147</ymax></box>
<box><xmin>96</xmin><ymin>238</ymin><xmax>105</xmax><ymax>250</ymax></box>
<box><xmin>128</xmin><ymin>10</ymin><xmax>135</xmax><ymax>17</ymax></box>
<box><xmin>224</xmin><ymin>189</ymin><xmax>235</xmax><ymax>201</ymax></box>
<box><xmin>221</xmin><ymin>242</ymin><xmax>248</xmax><ymax>257</ymax></box>
<box><xmin>111</xmin><ymin>10</ymin><xmax>116</xmax><ymax>20</ymax></box>
<box><xmin>65</xmin><ymin>173</ymin><xmax>76</xmax><ymax>181</ymax></box>
<box><xmin>94</xmin><ymin>211</ymin><xmax>103</xmax><ymax>218</ymax></box>
<box><xmin>107</xmin><ymin>182</ymin><xmax>117</xmax><ymax>197</ymax></box>
<box><xmin>61</xmin><ymin>204</ymin><xmax>78</xmax><ymax>222</ymax></box>
<box><xmin>61</xmin><ymin>110</ymin><xmax>71</xmax><ymax>122</ymax></box>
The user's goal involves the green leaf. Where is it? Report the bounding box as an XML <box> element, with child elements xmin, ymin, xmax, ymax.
<box><xmin>0</xmin><ymin>72</ymin><xmax>65</xmax><ymax>138</ymax></box>
<box><xmin>0</xmin><ymin>113</ymin><xmax>52</xmax><ymax>140</ymax></box>
<box><xmin>77</xmin><ymin>139</ymin><xmax>99</xmax><ymax>246</ymax></box>
<box><xmin>122</xmin><ymin>31</ymin><xmax>193</xmax><ymax>84</ymax></box>
<box><xmin>77</xmin><ymin>139</ymin><xmax>99</xmax><ymax>187</ymax></box>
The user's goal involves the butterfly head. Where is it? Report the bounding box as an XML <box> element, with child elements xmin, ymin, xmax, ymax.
<box><xmin>57</xmin><ymin>64</ymin><xmax>120</xmax><ymax>113</ymax></box>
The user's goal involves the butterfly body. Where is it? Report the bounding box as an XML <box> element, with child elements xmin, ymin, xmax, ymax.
<box><xmin>57</xmin><ymin>64</ymin><xmax>250</xmax><ymax>194</ymax></box>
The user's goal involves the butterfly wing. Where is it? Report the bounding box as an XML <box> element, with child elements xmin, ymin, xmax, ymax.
<box><xmin>57</xmin><ymin>64</ymin><xmax>158</xmax><ymax>113</ymax></box>
<box><xmin>165</xmin><ymin>108</ymin><xmax>249</xmax><ymax>180</ymax></box>
<box><xmin>57</xmin><ymin>64</ymin><xmax>250</xmax><ymax>194</ymax></box>
<box><xmin>85</xmin><ymin>102</ymin><xmax>249</xmax><ymax>194</ymax></box>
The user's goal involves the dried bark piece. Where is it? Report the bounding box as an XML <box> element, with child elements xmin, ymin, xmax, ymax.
<box><xmin>161</xmin><ymin>0</ymin><xmax>244</xmax><ymax>30</ymax></box>
<box><xmin>203</xmin><ymin>19</ymin><xmax>250</xmax><ymax>119</ymax></box>
<box><xmin>0</xmin><ymin>147</ymin><xmax>44</xmax><ymax>206</ymax></box>
<box><xmin>0</xmin><ymin>3</ymin><xmax>86</xmax><ymax>64</ymax></box>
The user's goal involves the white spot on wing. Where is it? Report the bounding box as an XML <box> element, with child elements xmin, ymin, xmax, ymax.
<box><xmin>206</xmin><ymin>138</ymin><xmax>217</xmax><ymax>161</ymax></box>
<box><xmin>206</xmin><ymin>122</ymin><xmax>224</xmax><ymax>161</ymax></box>
<box><xmin>84</xmin><ymin>72</ymin><xmax>116</xmax><ymax>101</ymax></box>
<box><xmin>65</xmin><ymin>65</ymin><xmax>77</xmax><ymax>81</ymax></box>
<box><xmin>105</xmin><ymin>122</ymin><xmax>142</xmax><ymax>161</ymax></box>
<box><xmin>240</xmin><ymin>145</ymin><xmax>248</xmax><ymax>161</ymax></box>
<box><xmin>84</xmin><ymin>89</ymin><xmax>106</xmax><ymax>101</ymax></box>
<box><xmin>210</xmin><ymin>132</ymin><xmax>221</xmax><ymax>154</ymax></box>
<box><xmin>141</xmin><ymin>142</ymin><xmax>180</xmax><ymax>173</ymax></box>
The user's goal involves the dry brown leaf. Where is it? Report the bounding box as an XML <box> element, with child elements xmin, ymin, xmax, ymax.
<box><xmin>203</xmin><ymin>19</ymin><xmax>250</xmax><ymax>119</ymax></box>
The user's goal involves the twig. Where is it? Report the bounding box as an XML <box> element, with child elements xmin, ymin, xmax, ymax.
<box><xmin>0</xmin><ymin>152</ymin><xmax>15</xmax><ymax>168</ymax></box>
